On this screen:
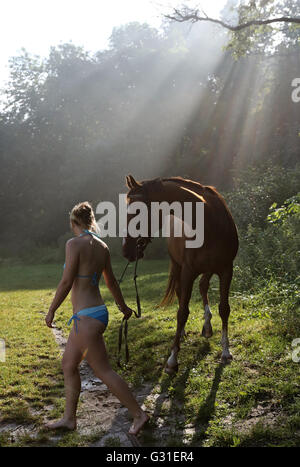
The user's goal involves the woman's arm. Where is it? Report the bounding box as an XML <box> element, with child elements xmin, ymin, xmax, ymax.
<box><xmin>45</xmin><ymin>240</ymin><xmax>79</xmax><ymax>328</ymax></box>
<box><xmin>102</xmin><ymin>248</ymin><xmax>133</xmax><ymax>320</ymax></box>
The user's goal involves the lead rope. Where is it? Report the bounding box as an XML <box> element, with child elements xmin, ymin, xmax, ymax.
<box><xmin>117</xmin><ymin>246</ymin><xmax>141</xmax><ymax>367</ymax></box>
<box><xmin>118</xmin><ymin>260</ymin><xmax>130</xmax><ymax>285</ymax></box>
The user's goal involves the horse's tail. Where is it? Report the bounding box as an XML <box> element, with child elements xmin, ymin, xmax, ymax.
<box><xmin>160</xmin><ymin>261</ymin><xmax>181</xmax><ymax>307</ymax></box>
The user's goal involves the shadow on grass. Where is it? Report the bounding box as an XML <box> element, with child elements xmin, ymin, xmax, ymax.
<box><xmin>137</xmin><ymin>352</ymin><xmax>226</xmax><ymax>447</ymax></box>
<box><xmin>190</xmin><ymin>362</ymin><xmax>225</xmax><ymax>446</ymax></box>
<box><xmin>137</xmin><ymin>340</ymin><xmax>213</xmax><ymax>447</ymax></box>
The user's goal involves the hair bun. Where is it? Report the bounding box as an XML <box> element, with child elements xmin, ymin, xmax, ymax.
<box><xmin>70</xmin><ymin>201</ymin><xmax>95</xmax><ymax>228</ymax></box>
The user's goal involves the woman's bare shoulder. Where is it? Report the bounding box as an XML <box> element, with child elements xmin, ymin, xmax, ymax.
<box><xmin>65</xmin><ymin>237</ymin><xmax>78</xmax><ymax>248</ymax></box>
<box><xmin>66</xmin><ymin>236</ymin><xmax>84</xmax><ymax>248</ymax></box>
<box><xmin>65</xmin><ymin>235</ymin><xmax>108</xmax><ymax>253</ymax></box>
<box><xmin>97</xmin><ymin>238</ymin><xmax>109</xmax><ymax>251</ymax></box>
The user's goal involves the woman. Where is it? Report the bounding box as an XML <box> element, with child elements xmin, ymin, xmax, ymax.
<box><xmin>45</xmin><ymin>201</ymin><xmax>149</xmax><ymax>435</ymax></box>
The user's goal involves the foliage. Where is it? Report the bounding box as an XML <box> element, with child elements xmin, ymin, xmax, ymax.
<box><xmin>0</xmin><ymin>14</ymin><xmax>299</xmax><ymax>248</ymax></box>
<box><xmin>226</xmin><ymin>163</ymin><xmax>300</xmax><ymax>229</ymax></box>
<box><xmin>225</xmin><ymin>165</ymin><xmax>300</xmax><ymax>333</ymax></box>
<box><xmin>223</xmin><ymin>0</ymin><xmax>300</xmax><ymax>58</ymax></box>
<box><xmin>267</xmin><ymin>193</ymin><xmax>300</xmax><ymax>225</ymax></box>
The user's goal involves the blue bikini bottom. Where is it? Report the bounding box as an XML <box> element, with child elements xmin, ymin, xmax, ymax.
<box><xmin>68</xmin><ymin>305</ymin><xmax>109</xmax><ymax>333</ymax></box>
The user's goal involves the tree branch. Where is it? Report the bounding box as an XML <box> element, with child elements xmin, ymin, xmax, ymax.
<box><xmin>165</xmin><ymin>9</ymin><xmax>300</xmax><ymax>31</ymax></box>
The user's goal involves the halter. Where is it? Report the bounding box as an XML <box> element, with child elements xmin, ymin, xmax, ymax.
<box><xmin>117</xmin><ymin>235</ymin><xmax>152</xmax><ymax>366</ymax></box>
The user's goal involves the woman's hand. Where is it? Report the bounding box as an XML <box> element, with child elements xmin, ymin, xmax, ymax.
<box><xmin>45</xmin><ymin>310</ymin><xmax>55</xmax><ymax>328</ymax></box>
<box><xmin>121</xmin><ymin>305</ymin><xmax>134</xmax><ymax>320</ymax></box>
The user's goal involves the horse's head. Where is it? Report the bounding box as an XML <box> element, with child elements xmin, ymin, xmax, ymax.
<box><xmin>122</xmin><ymin>174</ymin><xmax>152</xmax><ymax>262</ymax></box>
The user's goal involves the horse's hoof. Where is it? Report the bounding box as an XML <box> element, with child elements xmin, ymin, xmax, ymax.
<box><xmin>201</xmin><ymin>325</ymin><xmax>213</xmax><ymax>338</ymax></box>
<box><xmin>165</xmin><ymin>364</ymin><xmax>178</xmax><ymax>375</ymax></box>
<box><xmin>221</xmin><ymin>353</ymin><xmax>233</xmax><ymax>364</ymax></box>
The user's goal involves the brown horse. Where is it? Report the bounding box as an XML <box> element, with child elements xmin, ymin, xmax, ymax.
<box><xmin>123</xmin><ymin>174</ymin><xmax>239</xmax><ymax>374</ymax></box>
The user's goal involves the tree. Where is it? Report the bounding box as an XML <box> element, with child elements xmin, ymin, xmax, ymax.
<box><xmin>165</xmin><ymin>1</ymin><xmax>300</xmax><ymax>31</ymax></box>
<box><xmin>165</xmin><ymin>0</ymin><xmax>300</xmax><ymax>57</ymax></box>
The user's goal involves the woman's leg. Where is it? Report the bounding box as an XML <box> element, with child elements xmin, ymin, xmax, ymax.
<box><xmin>85</xmin><ymin>328</ymin><xmax>149</xmax><ymax>435</ymax></box>
<box><xmin>46</xmin><ymin>327</ymin><xmax>83</xmax><ymax>430</ymax></box>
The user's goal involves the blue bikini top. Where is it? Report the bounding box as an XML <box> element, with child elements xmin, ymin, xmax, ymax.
<box><xmin>64</xmin><ymin>229</ymin><xmax>102</xmax><ymax>286</ymax></box>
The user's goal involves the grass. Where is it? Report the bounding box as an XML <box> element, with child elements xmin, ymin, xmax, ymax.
<box><xmin>0</xmin><ymin>265</ymin><xmax>64</xmax><ymax>427</ymax></box>
<box><xmin>0</xmin><ymin>259</ymin><xmax>299</xmax><ymax>447</ymax></box>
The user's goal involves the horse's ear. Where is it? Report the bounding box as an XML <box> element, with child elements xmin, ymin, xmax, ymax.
<box><xmin>127</xmin><ymin>174</ymin><xmax>140</xmax><ymax>189</ymax></box>
<box><xmin>125</xmin><ymin>175</ymin><xmax>132</xmax><ymax>189</ymax></box>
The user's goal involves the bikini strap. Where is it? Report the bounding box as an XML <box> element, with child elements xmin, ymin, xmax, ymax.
<box><xmin>83</xmin><ymin>229</ymin><xmax>102</xmax><ymax>239</ymax></box>
<box><xmin>68</xmin><ymin>314</ymin><xmax>80</xmax><ymax>333</ymax></box>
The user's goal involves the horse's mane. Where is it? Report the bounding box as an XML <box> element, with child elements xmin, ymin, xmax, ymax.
<box><xmin>161</xmin><ymin>176</ymin><xmax>235</xmax><ymax>219</ymax></box>
<box><xmin>162</xmin><ymin>176</ymin><xmax>218</xmax><ymax>195</ymax></box>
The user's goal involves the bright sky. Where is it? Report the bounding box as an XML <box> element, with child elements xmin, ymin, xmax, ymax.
<box><xmin>0</xmin><ymin>0</ymin><xmax>226</xmax><ymax>87</ymax></box>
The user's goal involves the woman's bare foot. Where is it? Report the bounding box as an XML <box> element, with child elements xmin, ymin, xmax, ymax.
<box><xmin>45</xmin><ymin>417</ymin><xmax>76</xmax><ymax>431</ymax></box>
<box><xmin>129</xmin><ymin>411</ymin><xmax>149</xmax><ymax>436</ymax></box>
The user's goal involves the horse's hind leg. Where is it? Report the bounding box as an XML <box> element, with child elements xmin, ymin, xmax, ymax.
<box><xmin>199</xmin><ymin>272</ymin><xmax>213</xmax><ymax>338</ymax></box>
<box><xmin>218</xmin><ymin>264</ymin><xmax>233</xmax><ymax>364</ymax></box>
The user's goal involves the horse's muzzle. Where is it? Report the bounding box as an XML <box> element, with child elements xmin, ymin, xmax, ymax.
<box><xmin>123</xmin><ymin>250</ymin><xmax>144</xmax><ymax>262</ymax></box>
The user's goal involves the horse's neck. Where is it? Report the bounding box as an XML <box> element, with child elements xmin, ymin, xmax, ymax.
<box><xmin>148</xmin><ymin>181</ymin><xmax>201</xmax><ymax>239</ymax></box>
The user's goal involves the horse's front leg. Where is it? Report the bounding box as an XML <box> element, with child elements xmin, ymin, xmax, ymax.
<box><xmin>165</xmin><ymin>268</ymin><xmax>196</xmax><ymax>375</ymax></box>
<box><xmin>218</xmin><ymin>265</ymin><xmax>234</xmax><ymax>364</ymax></box>
<box><xmin>165</xmin><ymin>305</ymin><xmax>189</xmax><ymax>374</ymax></box>
<box><xmin>175</xmin><ymin>283</ymin><xmax>186</xmax><ymax>342</ymax></box>
<box><xmin>199</xmin><ymin>272</ymin><xmax>213</xmax><ymax>338</ymax></box>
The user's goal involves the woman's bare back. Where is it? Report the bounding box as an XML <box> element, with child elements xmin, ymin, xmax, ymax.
<box><xmin>70</xmin><ymin>233</ymin><xmax>108</xmax><ymax>313</ymax></box>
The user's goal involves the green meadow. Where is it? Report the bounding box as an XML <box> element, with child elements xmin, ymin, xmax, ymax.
<box><xmin>0</xmin><ymin>259</ymin><xmax>299</xmax><ymax>447</ymax></box>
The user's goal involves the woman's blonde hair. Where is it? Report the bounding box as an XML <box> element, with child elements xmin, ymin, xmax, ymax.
<box><xmin>70</xmin><ymin>201</ymin><xmax>100</xmax><ymax>234</ymax></box>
